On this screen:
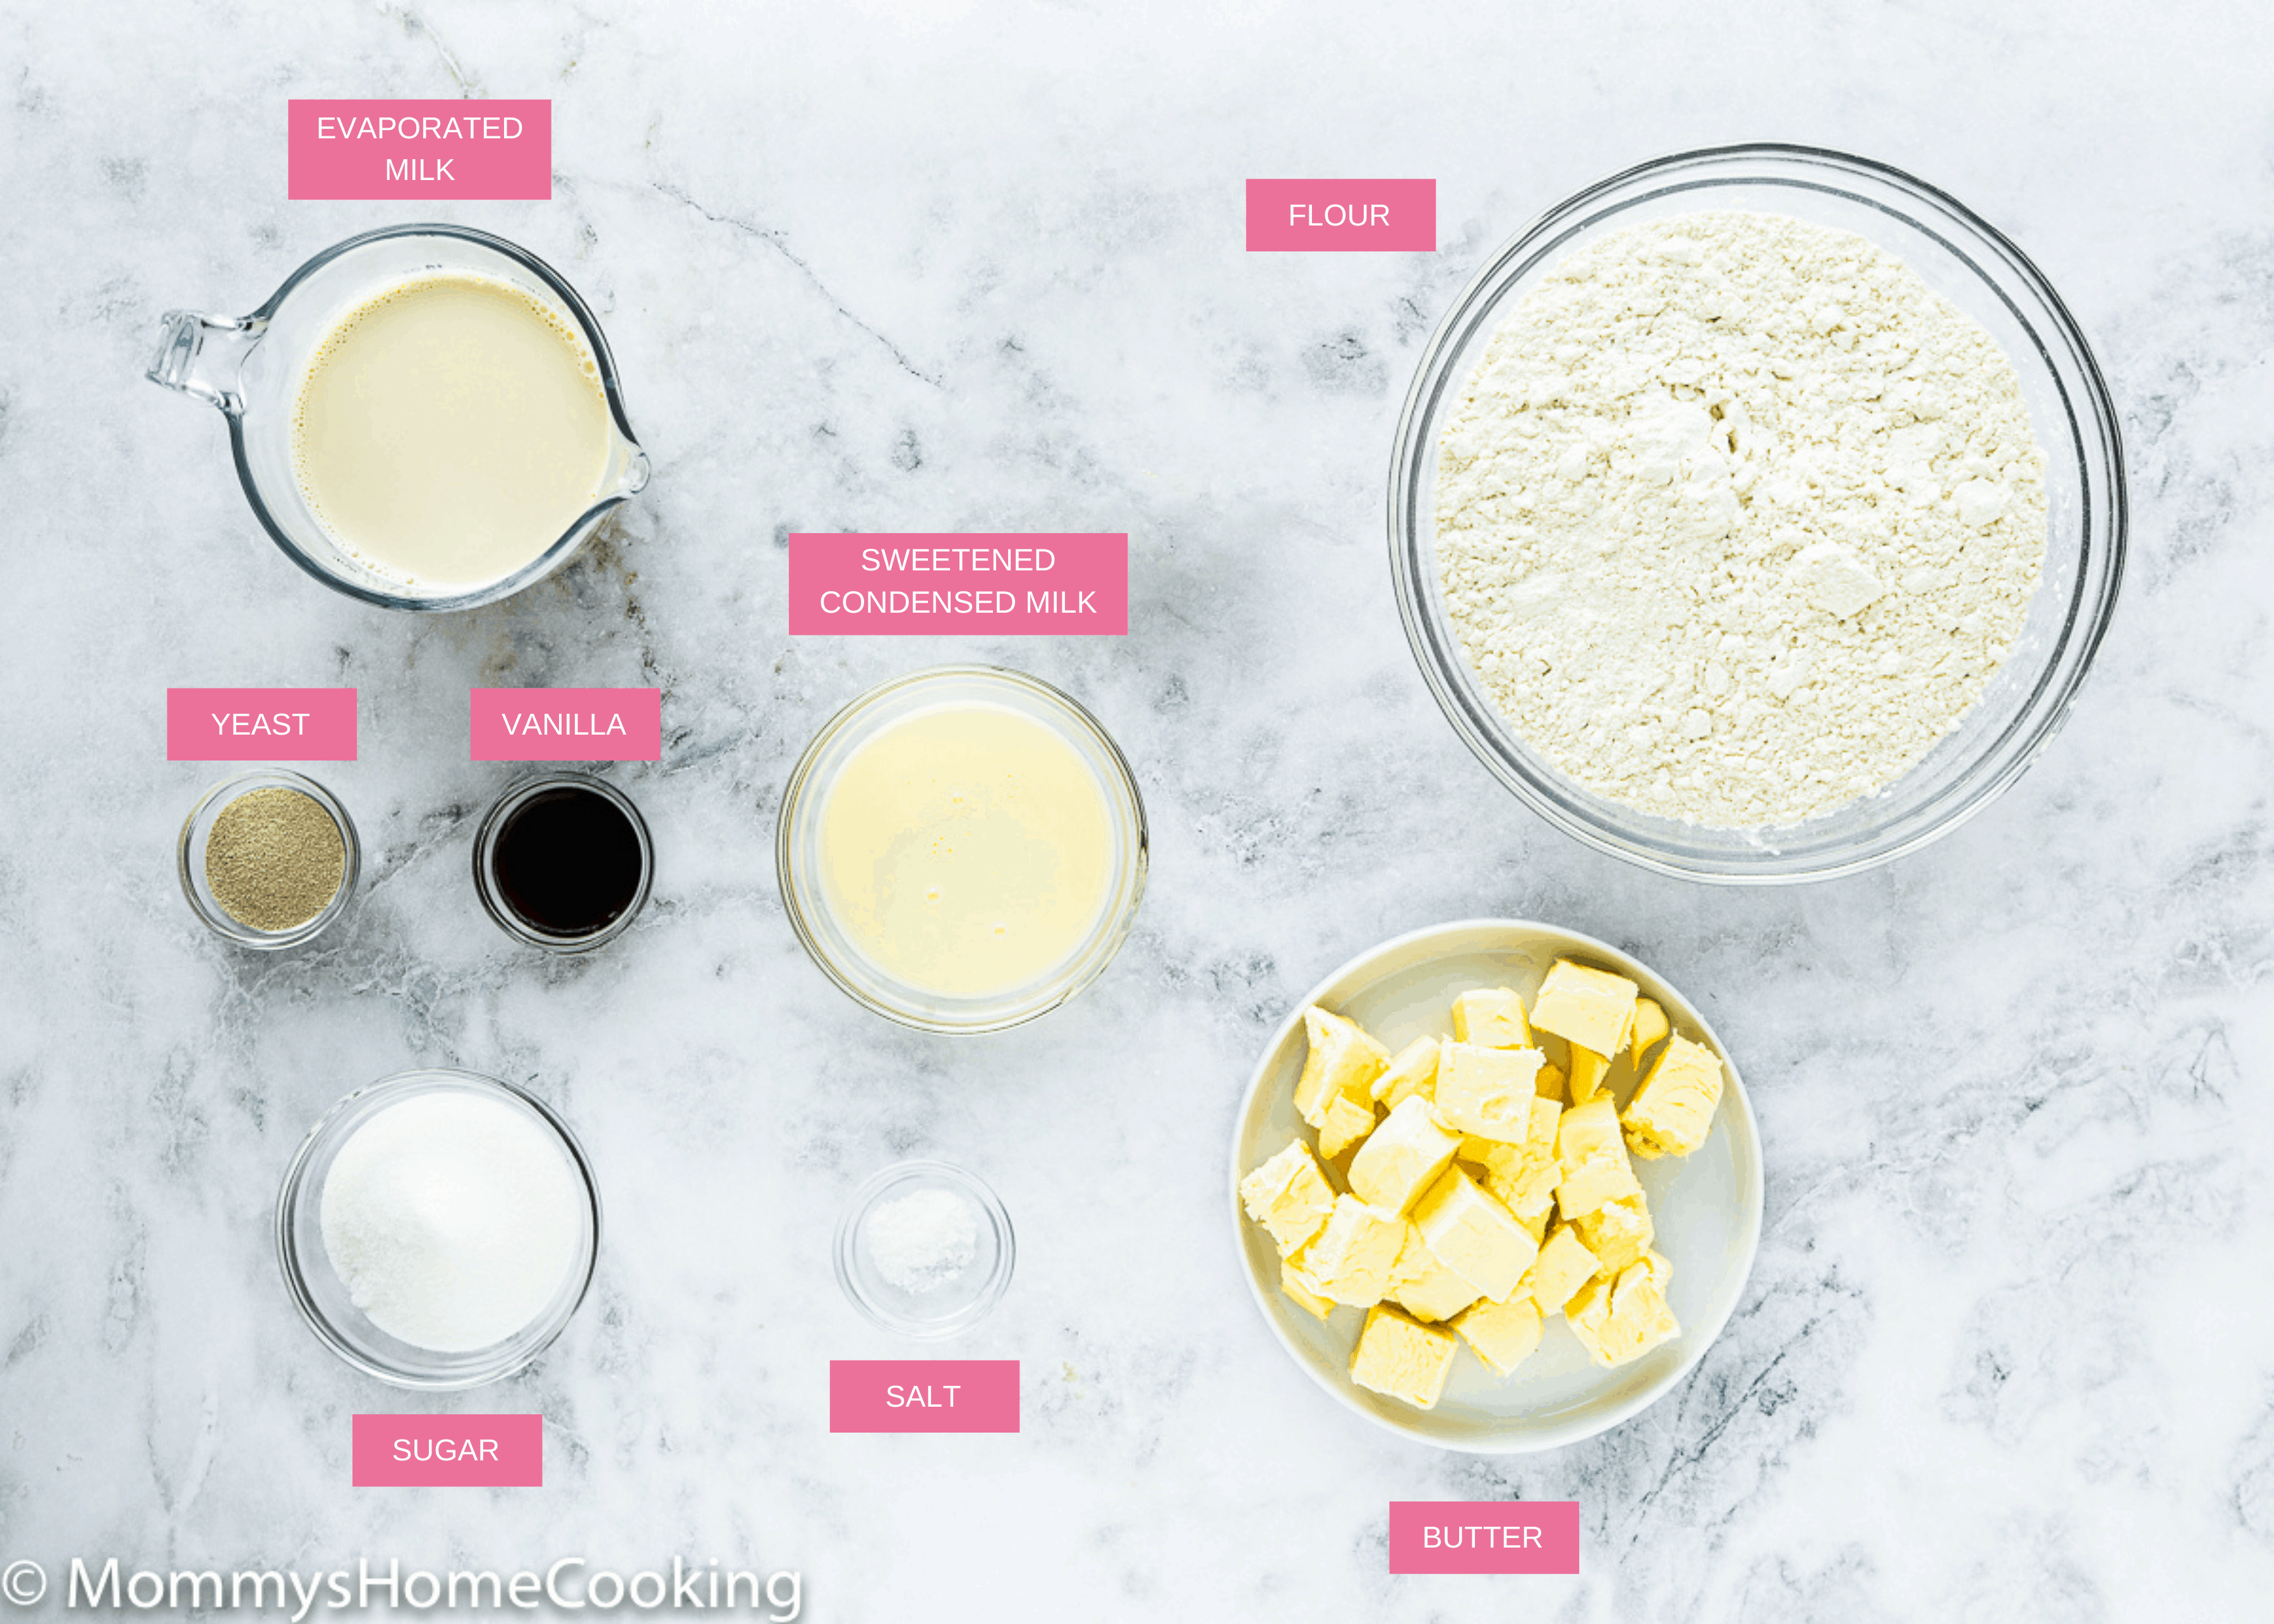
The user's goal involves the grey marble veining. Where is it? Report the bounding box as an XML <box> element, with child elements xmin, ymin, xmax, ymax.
<box><xmin>3</xmin><ymin>0</ymin><xmax>2273</xmax><ymax>1618</ymax></box>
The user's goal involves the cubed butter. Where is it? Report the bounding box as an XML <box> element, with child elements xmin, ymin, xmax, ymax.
<box><xmin>1623</xmin><ymin>1033</ymin><xmax>1724</xmax><ymax>1159</ymax></box>
<box><xmin>1518</xmin><ymin>1222</ymin><xmax>1601</xmax><ymax>1316</ymax></box>
<box><xmin>1459</xmin><ymin>1133</ymin><xmax>1523</xmax><ymax>1183</ymax></box>
<box><xmin>1529</xmin><ymin>959</ymin><xmax>1639</xmax><ymax>1058</ymax></box>
<box><xmin>1292</xmin><ymin>1005</ymin><xmax>1390</xmax><ymax>1130</ymax></box>
<box><xmin>1411</xmin><ymin>1166</ymin><xmax>1539</xmax><ymax>1301</ymax></box>
<box><xmin>1453</xmin><ymin>1294</ymin><xmax>1543</xmax><ymax>1377</ymax></box>
<box><xmin>1371</xmin><ymin>1035</ymin><xmax>1440</xmax><ymax>1108</ymax></box>
<box><xmin>1555</xmin><ymin>1095</ymin><xmax>1623</xmax><ymax>1170</ymax></box>
<box><xmin>1555</xmin><ymin>1145</ymin><xmax>1645</xmax><ymax>1220</ymax></box>
<box><xmin>1350</xmin><ymin>1095</ymin><xmax>1464</xmax><ymax>1213</ymax></box>
<box><xmin>1524</xmin><ymin>1095</ymin><xmax>1562</xmax><ymax>1160</ymax></box>
<box><xmin>1279</xmin><ymin>1256</ymin><xmax>1335</xmax><ymax>1320</ymax></box>
<box><xmin>1239</xmin><ymin>1139</ymin><xmax>1337</xmax><ymax>1257</ymax></box>
<box><xmin>1565</xmin><ymin>1251</ymin><xmax>1680</xmax><ymax>1368</ymax></box>
<box><xmin>1573</xmin><ymin>1193</ymin><xmax>1654</xmax><ymax>1273</ymax></box>
<box><xmin>1390</xmin><ymin>1223</ymin><xmax>1484</xmax><ymax>1323</ymax></box>
<box><xmin>1629</xmin><ymin>997</ymin><xmax>1671</xmax><ymax>1062</ymax></box>
<box><xmin>1434</xmin><ymin>1042</ymin><xmax>1546</xmax><ymax>1141</ymax></box>
<box><xmin>1349</xmin><ymin>1304</ymin><xmax>1460</xmax><ymax>1410</ymax></box>
<box><xmin>1300</xmin><ymin>1195</ymin><xmax>1406</xmax><ymax>1306</ymax></box>
<box><xmin>1567</xmin><ymin>1043</ymin><xmax>1611</xmax><ymax>1105</ymax></box>
<box><xmin>1450</xmin><ymin>987</ymin><xmax>1532</xmax><ymax>1048</ymax></box>
<box><xmin>1535</xmin><ymin>1060</ymin><xmax>1568</xmax><ymax>1102</ymax></box>
<box><xmin>1317</xmin><ymin>1091</ymin><xmax>1378</xmax><ymax>1160</ymax></box>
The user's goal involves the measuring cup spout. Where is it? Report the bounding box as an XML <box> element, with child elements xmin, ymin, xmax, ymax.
<box><xmin>146</xmin><ymin>310</ymin><xmax>268</xmax><ymax>414</ymax></box>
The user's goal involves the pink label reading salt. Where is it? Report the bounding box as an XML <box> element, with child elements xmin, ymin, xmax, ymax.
<box><xmin>787</xmin><ymin>534</ymin><xmax>1128</xmax><ymax>636</ymax></box>
<box><xmin>352</xmin><ymin>1415</ymin><xmax>543</xmax><ymax>1488</ymax></box>
<box><xmin>828</xmin><ymin>1361</ymin><xmax>1020</xmax><ymax>1433</ymax></box>
<box><xmin>470</xmin><ymin>688</ymin><xmax>661</xmax><ymax>762</ymax></box>
<box><xmin>1388</xmin><ymin>1501</ymin><xmax>1580</xmax><ymax>1575</ymax></box>
<box><xmin>1245</xmin><ymin>179</ymin><xmax>1437</xmax><ymax>251</ymax></box>
<box><xmin>289</xmin><ymin>100</ymin><xmax>552</xmax><ymax>200</ymax></box>
<box><xmin>167</xmin><ymin>688</ymin><xmax>356</xmax><ymax>761</ymax></box>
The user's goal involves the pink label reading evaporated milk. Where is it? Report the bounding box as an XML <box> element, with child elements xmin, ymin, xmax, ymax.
<box><xmin>1245</xmin><ymin>179</ymin><xmax>1436</xmax><ymax>251</ymax></box>
<box><xmin>352</xmin><ymin>1415</ymin><xmax>543</xmax><ymax>1488</ymax></box>
<box><xmin>828</xmin><ymin>1361</ymin><xmax>1020</xmax><ymax>1433</ymax></box>
<box><xmin>289</xmin><ymin>100</ymin><xmax>552</xmax><ymax>200</ymax></box>
<box><xmin>166</xmin><ymin>688</ymin><xmax>356</xmax><ymax>761</ymax></box>
<box><xmin>787</xmin><ymin>534</ymin><xmax>1127</xmax><ymax>636</ymax></box>
<box><xmin>469</xmin><ymin>689</ymin><xmax>661</xmax><ymax>763</ymax></box>
<box><xmin>1388</xmin><ymin>1501</ymin><xmax>1580</xmax><ymax>1575</ymax></box>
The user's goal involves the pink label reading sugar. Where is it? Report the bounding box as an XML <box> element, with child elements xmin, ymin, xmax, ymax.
<box><xmin>470</xmin><ymin>688</ymin><xmax>661</xmax><ymax>762</ymax></box>
<box><xmin>167</xmin><ymin>687</ymin><xmax>356</xmax><ymax>761</ymax></box>
<box><xmin>828</xmin><ymin>1361</ymin><xmax>1020</xmax><ymax>1433</ymax></box>
<box><xmin>787</xmin><ymin>534</ymin><xmax>1128</xmax><ymax>636</ymax></box>
<box><xmin>352</xmin><ymin>1415</ymin><xmax>542</xmax><ymax>1488</ymax></box>
<box><xmin>1388</xmin><ymin>1501</ymin><xmax>1580</xmax><ymax>1575</ymax></box>
<box><xmin>1245</xmin><ymin>179</ymin><xmax>1436</xmax><ymax>251</ymax></box>
<box><xmin>289</xmin><ymin>100</ymin><xmax>552</xmax><ymax>200</ymax></box>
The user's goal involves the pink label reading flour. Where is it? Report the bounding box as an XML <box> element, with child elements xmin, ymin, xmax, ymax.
<box><xmin>289</xmin><ymin>100</ymin><xmax>552</xmax><ymax>200</ymax></box>
<box><xmin>828</xmin><ymin>1361</ymin><xmax>1020</xmax><ymax>1433</ymax></box>
<box><xmin>1245</xmin><ymin>179</ymin><xmax>1437</xmax><ymax>251</ymax></box>
<box><xmin>469</xmin><ymin>688</ymin><xmax>661</xmax><ymax>762</ymax></box>
<box><xmin>166</xmin><ymin>688</ymin><xmax>356</xmax><ymax>761</ymax></box>
<box><xmin>352</xmin><ymin>1416</ymin><xmax>543</xmax><ymax>1488</ymax></box>
<box><xmin>1388</xmin><ymin>1501</ymin><xmax>1580</xmax><ymax>1575</ymax></box>
<box><xmin>787</xmin><ymin>534</ymin><xmax>1128</xmax><ymax>636</ymax></box>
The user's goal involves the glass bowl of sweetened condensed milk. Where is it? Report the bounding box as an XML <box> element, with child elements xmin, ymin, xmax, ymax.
<box><xmin>148</xmin><ymin>224</ymin><xmax>649</xmax><ymax>611</ymax></box>
<box><xmin>778</xmin><ymin>666</ymin><xmax>1149</xmax><ymax>1033</ymax></box>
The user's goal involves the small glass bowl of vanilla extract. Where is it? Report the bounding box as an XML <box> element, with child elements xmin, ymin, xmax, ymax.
<box><xmin>473</xmin><ymin>773</ymin><xmax>653</xmax><ymax>954</ymax></box>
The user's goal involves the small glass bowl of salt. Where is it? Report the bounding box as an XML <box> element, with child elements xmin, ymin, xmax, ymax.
<box><xmin>834</xmin><ymin>1162</ymin><xmax>1014</xmax><ymax>1338</ymax></box>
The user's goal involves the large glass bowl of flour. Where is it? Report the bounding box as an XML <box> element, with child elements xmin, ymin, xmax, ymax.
<box><xmin>1390</xmin><ymin>145</ymin><xmax>2124</xmax><ymax>882</ymax></box>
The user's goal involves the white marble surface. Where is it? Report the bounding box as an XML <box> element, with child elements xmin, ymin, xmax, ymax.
<box><xmin>3</xmin><ymin>0</ymin><xmax>2271</xmax><ymax>1618</ymax></box>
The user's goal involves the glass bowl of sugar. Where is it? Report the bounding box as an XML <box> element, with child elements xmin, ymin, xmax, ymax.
<box><xmin>834</xmin><ymin>1162</ymin><xmax>1015</xmax><ymax>1339</ymax></box>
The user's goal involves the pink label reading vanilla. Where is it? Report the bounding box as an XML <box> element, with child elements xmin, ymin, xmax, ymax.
<box><xmin>787</xmin><ymin>534</ymin><xmax>1128</xmax><ymax>636</ymax></box>
<box><xmin>1245</xmin><ymin>179</ymin><xmax>1436</xmax><ymax>251</ymax></box>
<box><xmin>289</xmin><ymin>100</ymin><xmax>552</xmax><ymax>200</ymax></box>
<box><xmin>352</xmin><ymin>1415</ymin><xmax>542</xmax><ymax>1488</ymax></box>
<box><xmin>828</xmin><ymin>1361</ymin><xmax>1020</xmax><ymax>1433</ymax></box>
<box><xmin>166</xmin><ymin>687</ymin><xmax>356</xmax><ymax>761</ymax></box>
<box><xmin>469</xmin><ymin>688</ymin><xmax>661</xmax><ymax>762</ymax></box>
<box><xmin>1387</xmin><ymin>1501</ymin><xmax>1580</xmax><ymax>1575</ymax></box>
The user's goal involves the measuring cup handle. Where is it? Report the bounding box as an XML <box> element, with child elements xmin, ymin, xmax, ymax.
<box><xmin>145</xmin><ymin>310</ymin><xmax>266</xmax><ymax>414</ymax></box>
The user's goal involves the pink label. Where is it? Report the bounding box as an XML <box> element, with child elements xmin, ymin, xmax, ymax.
<box><xmin>787</xmin><ymin>534</ymin><xmax>1128</xmax><ymax>636</ymax></box>
<box><xmin>289</xmin><ymin>100</ymin><xmax>551</xmax><ymax>200</ymax></box>
<box><xmin>829</xmin><ymin>1361</ymin><xmax>1020</xmax><ymax>1433</ymax></box>
<box><xmin>1246</xmin><ymin>179</ymin><xmax>1436</xmax><ymax>251</ymax></box>
<box><xmin>470</xmin><ymin>689</ymin><xmax>661</xmax><ymax>762</ymax></box>
<box><xmin>167</xmin><ymin>688</ymin><xmax>356</xmax><ymax>761</ymax></box>
<box><xmin>352</xmin><ymin>1415</ymin><xmax>542</xmax><ymax>1488</ymax></box>
<box><xmin>1388</xmin><ymin>1501</ymin><xmax>1580</xmax><ymax>1575</ymax></box>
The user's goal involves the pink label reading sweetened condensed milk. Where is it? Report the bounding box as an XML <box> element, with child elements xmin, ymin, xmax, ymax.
<box><xmin>469</xmin><ymin>689</ymin><xmax>661</xmax><ymax>763</ymax></box>
<box><xmin>828</xmin><ymin>1361</ymin><xmax>1020</xmax><ymax>1433</ymax></box>
<box><xmin>787</xmin><ymin>534</ymin><xmax>1128</xmax><ymax>636</ymax></box>
<box><xmin>288</xmin><ymin>100</ymin><xmax>552</xmax><ymax>200</ymax></box>
<box><xmin>1245</xmin><ymin>179</ymin><xmax>1436</xmax><ymax>251</ymax></box>
<box><xmin>166</xmin><ymin>687</ymin><xmax>356</xmax><ymax>761</ymax></box>
<box><xmin>1387</xmin><ymin>1500</ymin><xmax>1580</xmax><ymax>1575</ymax></box>
<box><xmin>352</xmin><ymin>1415</ymin><xmax>542</xmax><ymax>1488</ymax></box>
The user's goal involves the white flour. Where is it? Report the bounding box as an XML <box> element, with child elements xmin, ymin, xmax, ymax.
<box><xmin>1435</xmin><ymin>210</ymin><xmax>2047</xmax><ymax>827</ymax></box>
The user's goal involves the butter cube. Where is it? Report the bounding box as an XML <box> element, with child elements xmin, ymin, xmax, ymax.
<box><xmin>1565</xmin><ymin>1251</ymin><xmax>1680</xmax><ymax>1368</ymax></box>
<box><xmin>1535</xmin><ymin>1060</ymin><xmax>1568</xmax><ymax>1102</ymax></box>
<box><xmin>1434</xmin><ymin>1042</ymin><xmax>1546</xmax><ymax>1141</ymax></box>
<box><xmin>1573</xmin><ymin>1193</ymin><xmax>1654</xmax><ymax>1273</ymax></box>
<box><xmin>1523</xmin><ymin>1095</ymin><xmax>1562</xmax><ymax>1160</ymax></box>
<box><xmin>1349</xmin><ymin>1095</ymin><xmax>1464</xmax><ymax>1214</ymax></box>
<box><xmin>1239</xmin><ymin>1139</ymin><xmax>1337</xmax><ymax>1257</ymax></box>
<box><xmin>1411</xmin><ymin>1166</ymin><xmax>1539</xmax><ymax>1301</ymax></box>
<box><xmin>1318</xmin><ymin>1092</ymin><xmax>1378</xmax><ymax>1161</ymax></box>
<box><xmin>1292</xmin><ymin>1006</ymin><xmax>1390</xmax><ymax>1130</ymax></box>
<box><xmin>1529</xmin><ymin>959</ymin><xmax>1639</xmax><ymax>1058</ymax></box>
<box><xmin>1566</xmin><ymin>1043</ymin><xmax>1611</xmax><ymax>1106</ymax></box>
<box><xmin>1453</xmin><ymin>1294</ymin><xmax>1543</xmax><ymax>1377</ymax></box>
<box><xmin>1514</xmin><ymin>1203</ymin><xmax>1551</xmax><ymax>1244</ymax></box>
<box><xmin>1629</xmin><ymin>997</ymin><xmax>1671</xmax><ymax>1062</ymax></box>
<box><xmin>1458</xmin><ymin>1133</ymin><xmax>1522</xmax><ymax>1183</ymax></box>
<box><xmin>1279</xmin><ymin>1256</ymin><xmax>1335</xmax><ymax>1320</ymax></box>
<box><xmin>1555</xmin><ymin>1144</ymin><xmax>1645</xmax><ymax>1220</ymax></box>
<box><xmin>1390</xmin><ymin>1224</ymin><xmax>1484</xmax><ymax>1323</ymax></box>
<box><xmin>1349</xmin><ymin>1305</ymin><xmax>1460</xmax><ymax>1410</ymax></box>
<box><xmin>1371</xmin><ymin>1035</ymin><xmax>1440</xmax><ymax>1108</ymax></box>
<box><xmin>1300</xmin><ymin>1195</ymin><xmax>1405</xmax><ymax>1306</ymax></box>
<box><xmin>1518</xmin><ymin>1222</ymin><xmax>1601</xmax><ymax>1316</ymax></box>
<box><xmin>1555</xmin><ymin>1095</ymin><xmax>1623</xmax><ymax>1170</ymax></box>
<box><xmin>1623</xmin><ymin>1034</ymin><xmax>1724</xmax><ymax>1159</ymax></box>
<box><xmin>1450</xmin><ymin>987</ymin><xmax>1531</xmax><ymax>1048</ymax></box>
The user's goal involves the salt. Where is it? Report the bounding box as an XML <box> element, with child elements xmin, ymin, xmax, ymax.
<box><xmin>865</xmin><ymin>1188</ymin><xmax>980</xmax><ymax>1293</ymax></box>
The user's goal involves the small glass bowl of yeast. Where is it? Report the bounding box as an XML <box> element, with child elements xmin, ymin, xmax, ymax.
<box><xmin>177</xmin><ymin>769</ymin><xmax>361</xmax><ymax>950</ymax></box>
<box><xmin>777</xmin><ymin>665</ymin><xmax>1148</xmax><ymax>1033</ymax></box>
<box><xmin>834</xmin><ymin>1161</ymin><xmax>1016</xmax><ymax>1339</ymax></box>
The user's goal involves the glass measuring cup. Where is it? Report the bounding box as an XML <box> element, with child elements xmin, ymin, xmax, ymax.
<box><xmin>147</xmin><ymin>224</ymin><xmax>650</xmax><ymax>612</ymax></box>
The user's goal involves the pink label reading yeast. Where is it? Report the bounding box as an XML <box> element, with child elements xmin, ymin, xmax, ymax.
<box><xmin>829</xmin><ymin>1361</ymin><xmax>1020</xmax><ymax>1433</ymax></box>
<box><xmin>470</xmin><ymin>688</ymin><xmax>661</xmax><ymax>762</ymax></box>
<box><xmin>167</xmin><ymin>687</ymin><xmax>356</xmax><ymax>761</ymax></box>
<box><xmin>289</xmin><ymin>100</ymin><xmax>552</xmax><ymax>200</ymax></box>
<box><xmin>1245</xmin><ymin>179</ymin><xmax>1436</xmax><ymax>251</ymax></box>
<box><xmin>352</xmin><ymin>1415</ymin><xmax>542</xmax><ymax>1488</ymax></box>
<box><xmin>1388</xmin><ymin>1501</ymin><xmax>1580</xmax><ymax>1575</ymax></box>
<box><xmin>787</xmin><ymin>533</ymin><xmax>1128</xmax><ymax>636</ymax></box>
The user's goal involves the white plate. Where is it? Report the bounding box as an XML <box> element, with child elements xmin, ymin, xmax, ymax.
<box><xmin>1230</xmin><ymin>919</ymin><xmax>1764</xmax><ymax>1452</ymax></box>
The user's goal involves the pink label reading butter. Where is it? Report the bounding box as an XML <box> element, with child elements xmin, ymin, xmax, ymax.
<box><xmin>289</xmin><ymin>100</ymin><xmax>551</xmax><ymax>200</ymax></box>
<box><xmin>787</xmin><ymin>534</ymin><xmax>1128</xmax><ymax>636</ymax></box>
<box><xmin>1246</xmin><ymin>179</ymin><xmax>1436</xmax><ymax>251</ymax></box>
<box><xmin>166</xmin><ymin>688</ymin><xmax>356</xmax><ymax>761</ymax></box>
<box><xmin>829</xmin><ymin>1361</ymin><xmax>1020</xmax><ymax>1433</ymax></box>
<box><xmin>352</xmin><ymin>1415</ymin><xmax>542</xmax><ymax>1488</ymax></box>
<box><xmin>470</xmin><ymin>689</ymin><xmax>661</xmax><ymax>762</ymax></box>
<box><xmin>1388</xmin><ymin>1501</ymin><xmax>1580</xmax><ymax>1575</ymax></box>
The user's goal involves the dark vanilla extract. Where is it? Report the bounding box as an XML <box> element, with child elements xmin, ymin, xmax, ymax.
<box><xmin>490</xmin><ymin>785</ymin><xmax>646</xmax><ymax>939</ymax></box>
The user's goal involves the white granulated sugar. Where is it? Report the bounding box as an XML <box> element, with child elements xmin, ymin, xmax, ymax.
<box><xmin>1434</xmin><ymin>210</ymin><xmax>2048</xmax><ymax>827</ymax></box>
<box><xmin>865</xmin><ymin>1188</ymin><xmax>980</xmax><ymax>1293</ymax></box>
